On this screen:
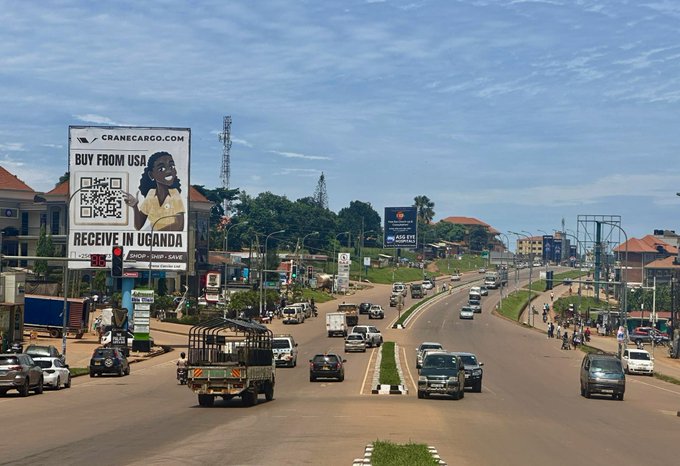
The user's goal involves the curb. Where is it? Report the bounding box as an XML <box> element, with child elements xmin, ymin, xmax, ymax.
<box><xmin>352</xmin><ymin>443</ymin><xmax>447</xmax><ymax>466</ymax></box>
<box><xmin>371</xmin><ymin>343</ymin><xmax>409</xmax><ymax>395</ymax></box>
<box><xmin>371</xmin><ymin>384</ymin><xmax>408</xmax><ymax>394</ymax></box>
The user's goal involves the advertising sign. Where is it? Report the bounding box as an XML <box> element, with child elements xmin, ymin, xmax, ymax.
<box><xmin>542</xmin><ymin>235</ymin><xmax>554</xmax><ymax>262</ymax></box>
<box><xmin>68</xmin><ymin>126</ymin><xmax>190</xmax><ymax>271</ymax></box>
<box><xmin>337</xmin><ymin>253</ymin><xmax>351</xmax><ymax>293</ymax></box>
<box><xmin>553</xmin><ymin>240</ymin><xmax>562</xmax><ymax>263</ymax></box>
<box><xmin>384</xmin><ymin>207</ymin><xmax>417</xmax><ymax>249</ymax></box>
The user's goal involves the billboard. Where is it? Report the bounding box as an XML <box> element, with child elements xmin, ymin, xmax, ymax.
<box><xmin>384</xmin><ymin>207</ymin><xmax>417</xmax><ymax>249</ymax></box>
<box><xmin>68</xmin><ymin>126</ymin><xmax>190</xmax><ymax>271</ymax></box>
<box><xmin>542</xmin><ymin>235</ymin><xmax>554</xmax><ymax>262</ymax></box>
<box><xmin>553</xmin><ymin>239</ymin><xmax>562</xmax><ymax>263</ymax></box>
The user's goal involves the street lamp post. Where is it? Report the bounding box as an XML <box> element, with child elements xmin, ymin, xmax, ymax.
<box><xmin>147</xmin><ymin>213</ymin><xmax>186</xmax><ymax>289</ymax></box>
<box><xmin>223</xmin><ymin>221</ymin><xmax>248</xmax><ymax>292</ymax></box>
<box><xmin>259</xmin><ymin>230</ymin><xmax>285</xmax><ymax>315</ymax></box>
<box><xmin>62</xmin><ymin>181</ymin><xmax>108</xmax><ymax>362</ymax></box>
<box><xmin>510</xmin><ymin>230</ymin><xmax>534</xmax><ymax>327</ymax></box>
<box><xmin>360</xmin><ymin>230</ymin><xmax>377</xmax><ymax>281</ymax></box>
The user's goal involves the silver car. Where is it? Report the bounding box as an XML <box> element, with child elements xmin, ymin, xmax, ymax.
<box><xmin>0</xmin><ymin>353</ymin><xmax>44</xmax><ymax>397</ymax></box>
<box><xmin>344</xmin><ymin>333</ymin><xmax>367</xmax><ymax>353</ymax></box>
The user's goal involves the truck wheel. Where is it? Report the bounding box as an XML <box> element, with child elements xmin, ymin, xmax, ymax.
<box><xmin>242</xmin><ymin>389</ymin><xmax>257</xmax><ymax>406</ymax></box>
<box><xmin>198</xmin><ymin>394</ymin><xmax>214</xmax><ymax>407</ymax></box>
<box><xmin>49</xmin><ymin>329</ymin><xmax>60</xmax><ymax>338</ymax></box>
<box><xmin>264</xmin><ymin>382</ymin><xmax>274</xmax><ymax>402</ymax></box>
<box><xmin>75</xmin><ymin>332</ymin><xmax>83</xmax><ymax>339</ymax></box>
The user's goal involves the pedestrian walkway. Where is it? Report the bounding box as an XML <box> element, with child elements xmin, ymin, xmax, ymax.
<box><xmin>519</xmin><ymin>278</ymin><xmax>680</xmax><ymax>382</ymax></box>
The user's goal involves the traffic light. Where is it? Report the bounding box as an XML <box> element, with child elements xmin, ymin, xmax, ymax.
<box><xmin>291</xmin><ymin>264</ymin><xmax>298</xmax><ymax>279</ymax></box>
<box><xmin>111</xmin><ymin>246</ymin><xmax>124</xmax><ymax>277</ymax></box>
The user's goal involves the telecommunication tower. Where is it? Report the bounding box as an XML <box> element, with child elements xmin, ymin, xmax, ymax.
<box><xmin>218</xmin><ymin>116</ymin><xmax>232</xmax><ymax>216</ymax></box>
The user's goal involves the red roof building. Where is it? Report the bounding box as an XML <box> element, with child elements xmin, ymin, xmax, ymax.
<box><xmin>613</xmin><ymin>235</ymin><xmax>678</xmax><ymax>285</ymax></box>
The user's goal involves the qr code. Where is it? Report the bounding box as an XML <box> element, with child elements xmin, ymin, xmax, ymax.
<box><xmin>73</xmin><ymin>173</ymin><xmax>129</xmax><ymax>226</ymax></box>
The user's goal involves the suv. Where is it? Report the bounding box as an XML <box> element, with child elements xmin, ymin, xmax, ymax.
<box><xmin>580</xmin><ymin>353</ymin><xmax>625</xmax><ymax>400</ymax></box>
<box><xmin>621</xmin><ymin>348</ymin><xmax>654</xmax><ymax>376</ymax></box>
<box><xmin>417</xmin><ymin>351</ymin><xmax>466</xmax><ymax>400</ymax></box>
<box><xmin>351</xmin><ymin>325</ymin><xmax>383</xmax><ymax>347</ymax></box>
<box><xmin>368</xmin><ymin>305</ymin><xmax>385</xmax><ymax>320</ymax></box>
<box><xmin>272</xmin><ymin>334</ymin><xmax>298</xmax><ymax>367</ymax></box>
<box><xmin>389</xmin><ymin>293</ymin><xmax>399</xmax><ymax>307</ymax></box>
<box><xmin>309</xmin><ymin>353</ymin><xmax>346</xmax><ymax>382</ymax></box>
<box><xmin>89</xmin><ymin>347</ymin><xmax>130</xmax><ymax>377</ymax></box>
<box><xmin>358</xmin><ymin>302</ymin><xmax>372</xmax><ymax>315</ymax></box>
<box><xmin>392</xmin><ymin>282</ymin><xmax>407</xmax><ymax>297</ymax></box>
<box><xmin>451</xmin><ymin>351</ymin><xmax>483</xmax><ymax>392</ymax></box>
<box><xmin>0</xmin><ymin>353</ymin><xmax>44</xmax><ymax>397</ymax></box>
<box><xmin>25</xmin><ymin>344</ymin><xmax>64</xmax><ymax>363</ymax></box>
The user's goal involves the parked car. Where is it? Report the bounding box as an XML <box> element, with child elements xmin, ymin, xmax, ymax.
<box><xmin>621</xmin><ymin>348</ymin><xmax>654</xmax><ymax>376</ymax></box>
<box><xmin>629</xmin><ymin>327</ymin><xmax>670</xmax><ymax>345</ymax></box>
<box><xmin>344</xmin><ymin>333</ymin><xmax>367</xmax><ymax>353</ymax></box>
<box><xmin>25</xmin><ymin>345</ymin><xmax>64</xmax><ymax>363</ymax></box>
<box><xmin>459</xmin><ymin>306</ymin><xmax>475</xmax><ymax>320</ymax></box>
<box><xmin>416</xmin><ymin>342</ymin><xmax>444</xmax><ymax>369</ymax></box>
<box><xmin>417</xmin><ymin>351</ymin><xmax>466</xmax><ymax>400</ymax></box>
<box><xmin>450</xmin><ymin>352</ymin><xmax>483</xmax><ymax>392</ymax></box>
<box><xmin>358</xmin><ymin>302</ymin><xmax>373</xmax><ymax>315</ymax></box>
<box><xmin>450</xmin><ymin>273</ymin><xmax>461</xmax><ymax>281</ymax></box>
<box><xmin>309</xmin><ymin>353</ymin><xmax>346</xmax><ymax>382</ymax></box>
<box><xmin>580</xmin><ymin>352</ymin><xmax>625</xmax><ymax>400</ymax></box>
<box><xmin>33</xmin><ymin>357</ymin><xmax>71</xmax><ymax>389</ymax></box>
<box><xmin>89</xmin><ymin>347</ymin><xmax>130</xmax><ymax>377</ymax></box>
<box><xmin>368</xmin><ymin>305</ymin><xmax>385</xmax><ymax>320</ymax></box>
<box><xmin>0</xmin><ymin>353</ymin><xmax>44</xmax><ymax>396</ymax></box>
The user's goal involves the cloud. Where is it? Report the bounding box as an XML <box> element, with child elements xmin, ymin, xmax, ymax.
<box><xmin>278</xmin><ymin>168</ymin><xmax>321</xmax><ymax>177</ymax></box>
<box><xmin>73</xmin><ymin>114</ymin><xmax>122</xmax><ymax>125</ymax></box>
<box><xmin>270</xmin><ymin>150</ymin><xmax>332</xmax><ymax>161</ymax></box>
<box><xmin>232</xmin><ymin>138</ymin><xmax>253</xmax><ymax>148</ymax></box>
<box><xmin>0</xmin><ymin>143</ymin><xmax>26</xmax><ymax>151</ymax></box>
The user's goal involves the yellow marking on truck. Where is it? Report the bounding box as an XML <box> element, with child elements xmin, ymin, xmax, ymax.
<box><xmin>231</xmin><ymin>368</ymin><xmax>241</xmax><ymax>378</ymax></box>
<box><xmin>193</xmin><ymin>368</ymin><xmax>203</xmax><ymax>378</ymax></box>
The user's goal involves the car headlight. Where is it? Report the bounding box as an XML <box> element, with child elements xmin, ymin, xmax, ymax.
<box><xmin>418</xmin><ymin>376</ymin><xmax>427</xmax><ymax>384</ymax></box>
<box><xmin>472</xmin><ymin>369</ymin><xmax>482</xmax><ymax>376</ymax></box>
<box><xmin>447</xmin><ymin>376</ymin><xmax>459</xmax><ymax>383</ymax></box>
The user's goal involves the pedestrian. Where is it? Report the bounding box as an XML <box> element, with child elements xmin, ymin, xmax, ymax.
<box><xmin>546</xmin><ymin>321</ymin><xmax>551</xmax><ymax>338</ymax></box>
<box><xmin>550</xmin><ymin>291</ymin><xmax>554</xmax><ymax>302</ymax></box>
<box><xmin>556</xmin><ymin>323</ymin><xmax>562</xmax><ymax>339</ymax></box>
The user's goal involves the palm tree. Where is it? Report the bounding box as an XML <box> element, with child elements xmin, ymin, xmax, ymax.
<box><xmin>413</xmin><ymin>195</ymin><xmax>435</xmax><ymax>224</ymax></box>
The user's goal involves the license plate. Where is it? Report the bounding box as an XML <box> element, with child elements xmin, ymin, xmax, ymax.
<box><xmin>322</xmin><ymin>366</ymin><xmax>330</xmax><ymax>370</ymax></box>
<box><xmin>94</xmin><ymin>361</ymin><xmax>101</xmax><ymax>366</ymax></box>
<box><xmin>601</xmin><ymin>389</ymin><xmax>613</xmax><ymax>393</ymax></box>
<box><xmin>431</xmin><ymin>383</ymin><xmax>444</xmax><ymax>388</ymax></box>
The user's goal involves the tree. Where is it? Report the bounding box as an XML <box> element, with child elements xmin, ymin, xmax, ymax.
<box><xmin>337</xmin><ymin>201</ymin><xmax>382</xmax><ymax>247</ymax></box>
<box><xmin>34</xmin><ymin>225</ymin><xmax>55</xmax><ymax>279</ymax></box>
<box><xmin>468</xmin><ymin>227</ymin><xmax>488</xmax><ymax>252</ymax></box>
<box><xmin>413</xmin><ymin>195</ymin><xmax>435</xmax><ymax>224</ymax></box>
<box><xmin>312</xmin><ymin>172</ymin><xmax>329</xmax><ymax>209</ymax></box>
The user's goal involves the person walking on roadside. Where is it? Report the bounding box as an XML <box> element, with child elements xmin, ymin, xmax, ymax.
<box><xmin>546</xmin><ymin>321</ymin><xmax>552</xmax><ymax>338</ymax></box>
<box><xmin>550</xmin><ymin>291</ymin><xmax>554</xmax><ymax>302</ymax></box>
<box><xmin>556</xmin><ymin>323</ymin><xmax>562</xmax><ymax>340</ymax></box>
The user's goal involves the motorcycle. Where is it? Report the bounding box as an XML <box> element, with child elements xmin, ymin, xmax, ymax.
<box><xmin>177</xmin><ymin>368</ymin><xmax>188</xmax><ymax>385</ymax></box>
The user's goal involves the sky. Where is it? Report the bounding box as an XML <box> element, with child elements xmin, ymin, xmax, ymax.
<box><xmin>1</xmin><ymin>0</ymin><xmax>680</xmax><ymax>241</ymax></box>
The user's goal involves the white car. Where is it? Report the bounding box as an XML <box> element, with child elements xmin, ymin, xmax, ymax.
<box><xmin>621</xmin><ymin>348</ymin><xmax>654</xmax><ymax>376</ymax></box>
<box><xmin>416</xmin><ymin>341</ymin><xmax>444</xmax><ymax>368</ymax></box>
<box><xmin>368</xmin><ymin>305</ymin><xmax>385</xmax><ymax>319</ymax></box>
<box><xmin>272</xmin><ymin>335</ymin><xmax>298</xmax><ymax>367</ymax></box>
<box><xmin>344</xmin><ymin>333</ymin><xmax>367</xmax><ymax>353</ymax></box>
<box><xmin>33</xmin><ymin>357</ymin><xmax>71</xmax><ymax>390</ymax></box>
<box><xmin>459</xmin><ymin>306</ymin><xmax>475</xmax><ymax>320</ymax></box>
<box><xmin>100</xmin><ymin>330</ymin><xmax>134</xmax><ymax>347</ymax></box>
<box><xmin>450</xmin><ymin>274</ymin><xmax>461</xmax><ymax>281</ymax></box>
<box><xmin>422</xmin><ymin>280</ymin><xmax>434</xmax><ymax>290</ymax></box>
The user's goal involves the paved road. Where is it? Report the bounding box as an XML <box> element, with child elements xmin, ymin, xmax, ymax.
<box><xmin>2</xmin><ymin>270</ymin><xmax>679</xmax><ymax>465</ymax></box>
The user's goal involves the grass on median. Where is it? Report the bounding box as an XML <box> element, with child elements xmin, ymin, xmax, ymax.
<box><xmin>497</xmin><ymin>289</ymin><xmax>535</xmax><ymax>322</ymax></box>
<box><xmin>379</xmin><ymin>342</ymin><xmax>401</xmax><ymax>386</ymax></box>
<box><xmin>371</xmin><ymin>440</ymin><xmax>440</xmax><ymax>466</ymax></box>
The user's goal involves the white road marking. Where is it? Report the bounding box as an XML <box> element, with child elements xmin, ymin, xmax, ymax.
<box><xmin>360</xmin><ymin>347</ymin><xmax>377</xmax><ymax>395</ymax></box>
<box><xmin>402</xmin><ymin>345</ymin><xmax>417</xmax><ymax>390</ymax></box>
<box><xmin>629</xmin><ymin>377</ymin><xmax>680</xmax><ymax>396</ymax></box>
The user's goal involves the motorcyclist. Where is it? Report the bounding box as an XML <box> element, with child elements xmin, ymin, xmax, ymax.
<box><xmin>561</xmin><ymin>332</ymin><xmax>570</xmax><ymax>350</ymax></box>
<box><xmin>177</xmin><ymin>352</ymin><xmax>188</xmax><ymax>384</ymax></box>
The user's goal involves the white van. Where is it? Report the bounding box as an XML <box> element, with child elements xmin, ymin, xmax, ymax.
<box><xmin>292</xmin><ymin>302</ymin><xmax>312</xmax><ymax>318</ymax></box>
<box><xmin>282</xmin><ymin>305</ymin><xmax>305</xmax><ymax>324</ymax></box>
<box><xmin>469</xmin><ymin>286</ymin><xmax>482</xmax><ymax>296</ymax></box>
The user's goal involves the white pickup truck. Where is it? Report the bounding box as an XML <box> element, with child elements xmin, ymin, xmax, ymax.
<box><xmin>351</xmin><ymin>325</ymin><xmax>383</xmax><ymax>347</ymax></box>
